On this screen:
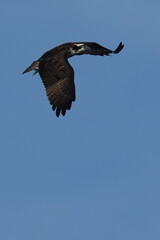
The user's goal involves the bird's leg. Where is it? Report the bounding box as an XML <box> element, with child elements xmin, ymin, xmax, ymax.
<box><xmin>33</xmin><ymin>69</ymin><xmax>39</xmax><ymax>76</ymax></box>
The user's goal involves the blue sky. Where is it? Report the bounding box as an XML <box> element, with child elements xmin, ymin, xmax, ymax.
<box><xmin>1</xmin><ymin>0</ymin><xmax>160</xmax><ymax>239</ymax></box>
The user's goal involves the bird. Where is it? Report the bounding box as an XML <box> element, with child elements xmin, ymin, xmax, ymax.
<box><xmin>23</xmin><ymin>41</ymin><xmax>124</xmax><ymax>117</ymax></box>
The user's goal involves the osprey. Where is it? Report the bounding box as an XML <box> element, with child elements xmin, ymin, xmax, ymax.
<box><xmin>23</xmin><ymin>42</ymin><xmax>124</xmax><ymax>117</ymax></box>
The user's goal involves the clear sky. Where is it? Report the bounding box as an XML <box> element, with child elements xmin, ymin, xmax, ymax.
<box><xmin>1</xmin><ymin>0</ymin><xmax>160</xmax><ymax>239</ymax></box>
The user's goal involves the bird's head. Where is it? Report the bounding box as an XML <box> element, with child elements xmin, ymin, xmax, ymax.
<box><xmin>68</xmin><ymin>43</ymin><xmax>90</xmax><ymax>57</ymax></box>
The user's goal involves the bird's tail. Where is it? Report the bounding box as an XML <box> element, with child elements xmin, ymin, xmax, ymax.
<box><xmin>22</xmin><ymin>61</ymin><xmax>39</xmax><ymax>74</ymax></box>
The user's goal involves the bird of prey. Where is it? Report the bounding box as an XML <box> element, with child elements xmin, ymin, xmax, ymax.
<box><xmin>23</xmin><ymin>41</ymin><xmax>124</xmax><ymax>117</ymax></box>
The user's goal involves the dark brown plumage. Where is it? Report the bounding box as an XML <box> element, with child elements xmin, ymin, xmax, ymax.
<box><xmin>23</xmin><ymin>42</ymin><xmax>124</xmax><ymax>117</ymax></box>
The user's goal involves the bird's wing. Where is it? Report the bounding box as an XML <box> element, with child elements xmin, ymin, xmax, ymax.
<box><xmin>38</xmin><ymin>56</ymin><xmax>75</xmax><ymax>117</ymax></box>
<box><xmin>80</xmin><ymin>42</ymin><xmax>124</xmax><ymax>56</ymax></box>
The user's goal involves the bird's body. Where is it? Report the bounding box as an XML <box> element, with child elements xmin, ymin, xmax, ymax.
<box><xmin>23</xmin><ymin>42</ymin><xmax>124</xmax><ymax>117</ymax></box>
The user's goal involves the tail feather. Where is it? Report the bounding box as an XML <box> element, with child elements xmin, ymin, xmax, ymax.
<box><xmin>22</xmin><ymin>61</ymin><xmax>39</xmax><ymax>74</ymax></box>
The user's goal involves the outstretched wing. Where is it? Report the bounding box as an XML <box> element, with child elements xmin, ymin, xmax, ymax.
<box><xmin>39</xmin><ymin>56</ymin><xmax>75</xmax><ymax>117</ymax></box>
<box><xmin>80</xmin><ymin>42</ymin><xmax>124</xmax><ymax>56</ymax></box>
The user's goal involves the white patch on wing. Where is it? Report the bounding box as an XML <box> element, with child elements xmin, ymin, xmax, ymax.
<box><xmin>69</xmin><ymin>48</ymin><xmax>75</xmax><ymax>55</ymax></box>
<box><xmin>75</xmin><ymin>43</ymin><xmax>84</xmax><ymax>47</ymax></box>
<box><xmin>69</xmin><ymin>48</ymin><xmax>82</xmax><ymax>55</ymax></box>
<box><xmin>69</xmin><ymin>44</ymin><xmax>90</xmax><ymax>56</ymax></box>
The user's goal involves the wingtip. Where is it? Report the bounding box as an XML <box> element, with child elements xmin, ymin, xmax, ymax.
<box><xmin>114</xmin><ymin>42</ymin><xmax>124</xmax><ymax>54</ymax></box>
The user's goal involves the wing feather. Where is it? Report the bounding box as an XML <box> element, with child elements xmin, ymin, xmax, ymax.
<box><xmin>39</xmin><ymin>55</ymin><xmax>75</xmax><ymax>117</ymax></box>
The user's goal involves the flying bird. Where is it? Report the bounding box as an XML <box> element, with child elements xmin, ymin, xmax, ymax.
<box><xmin>23</xmin><ymin>41</ymin><xmax>124</xmax><ymax>117</ymax></box>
